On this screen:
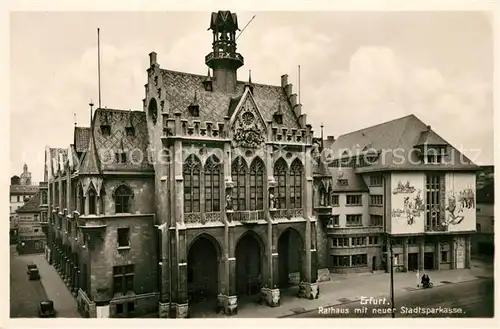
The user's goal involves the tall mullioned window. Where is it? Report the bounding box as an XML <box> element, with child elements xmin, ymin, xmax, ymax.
<box><xmin>249</xmin><ymin>158</ymin><xmax>265</xmax><ymax>211</ymax></box>
<box><xmin>289</xmin><ymin>159</ymin><xmax>303</xmax><ymax>209</ymax></box>
<box><xmin>232</xmin><ymin>157</ymin><xmax>247</xmax><ymax>211</ymax></box>
<box><xmin>204</xmin><ymin>155</ymin><xmax>221</xmax><ymax>212</ymax></box>
<box><xmin>183</xmin><ymin>155</ymin><xmax>201</xmax><ymax>213</ymax></box>
<box><xmin>425</xmin><ymin>173</ymin><xmax>441</xmax><ymax>230</ymax></box>
<box><xmin>274</xmin><ymin>158</ymin><xmax>287</xmax><ymax>209</ymax></box>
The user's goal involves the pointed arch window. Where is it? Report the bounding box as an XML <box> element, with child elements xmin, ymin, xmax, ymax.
<box><xmin>88</xmin><ymin>187</ymin><xmax>97</xmax><ymax>215</ymax></box>
<box><xmin>231</xmin><ymin>157</ymin><xmax>247</xmax><ymax>211</ymax></box>
<box><xmin>183</xmin><ymin>155</ymin><xmax>201</xmax><ymax>213</ymax></box>
<box><xmin>290</xmin><ymin>159</ymin><xmax>303</xmax><ymax>209</ymax></box>
<box><xmin>274</xmin><ymin>159</ymin><xmax>287</xmax><ymax>209</ymax></box>
<box><xmin>41</xmin><ymin>191</ymin><xmax>48</xmax><ymax>205</ymax></box>
<box><xmin>204</xmin><ymin>155</ymin><xmax>221</xmax><ymax>212</ymax></box>
<box><xmin>115</xmin><ymin>185</ymin><xmax>133</xmax><ymax>213</ymax></box>
<box><xmin>249</xmin><ymin>158</ymin><xmax>265</xmax><ymax>211</ymax></box>
<box><xmin>78</xmin><ymin>184</ymin><xmax>85</xmax><ymax>214</ymax></box>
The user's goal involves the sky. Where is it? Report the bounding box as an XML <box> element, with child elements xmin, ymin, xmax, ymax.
<box><xmin>10</xmin><ymin>11</ymin><xmax>494</xmax><ymax>184</ymax></box>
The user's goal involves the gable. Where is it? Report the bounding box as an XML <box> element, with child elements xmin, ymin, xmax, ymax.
<box><xmin>229</xmin><ymin>89</ymin><xmax>267</xmax><ymax>148</ymax></box>
<box><xmin>79</xmin><ymin>129</ymin><xmax>102</xmax><ymax>175</ymax></box>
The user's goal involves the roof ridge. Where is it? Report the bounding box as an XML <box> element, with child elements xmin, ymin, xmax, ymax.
<box><xmin>336</xmin><ymin>114</ymin><xmax>416</xmax><ymax>138</ymax></box>
<box><xmin>161</xmin><ymin>68</ymin><xmax>283</xmax><ymax>89</ymax></box>
<box><xmin>387</xmin><ymin>115</ymin><xmax>414</xmax><ymax>169</ymax></box>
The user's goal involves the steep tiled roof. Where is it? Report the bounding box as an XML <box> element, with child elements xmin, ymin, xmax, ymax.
<box><xmin>161</xmin><ymin>69</ymin><xmax>301</xmax><ymax>128</ymax></box>
<box><xmin>87</xmin><ymin>108</ymin><xmax>152</xmax><ymax>172</ymax></box>
<box><xmin>329</xmin><ymin>167</ymin><xmax>369</xmax><ymax>192</ymax></box>
<box><xmin>329</xmin><ymin>114</ymin><xmax>478</xmax><ymax>171</ymax></box>
<box><xmin>74</xmin><ymin>127</ymin><xmax>91</xmax><ymax>153</ymax></box>
<box><xmin>16</xmin><ymin>191</ymin><xmax>40</xmax><ymax>213</ymax></box>
<box><xmin>416</xmin><ymin>129</ymin><xmax>447</xmax><ymax>146</ymax></box>
<box><xmin>10</xmin><ymin>185</ymin><xmax>39</xmax><ymax>195</ymax></box>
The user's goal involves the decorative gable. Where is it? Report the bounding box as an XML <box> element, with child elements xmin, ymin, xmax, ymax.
<box><xmin>230</xmin><ymin>89</ymin><xmax>267</xmax><ymax>148</ymax></box>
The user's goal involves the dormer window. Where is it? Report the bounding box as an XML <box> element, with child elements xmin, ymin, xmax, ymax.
<box><xmin>189</xmin><ymin>104</ymin><xmax>200</xmax><ymax>117</ymax></box>
<box><xmin>188</xmin><ymin>91</ymin><xmax>200</xmax><ymax>117</ymax></box>
<box><xmin>273</xmin><ymin>112</ymin><xmax>283</xmax><ymax>124</ymax></box>
<box><xmin>115</xmin><ymin>151</ymin><xmax>127</xmax><ymax>164</ymax></box>
<box><xmin>423</xmin><ymin>146</ymin><xmax>446</xmax><ymax>164</ymax></box>
<box><xmin>125</xmin><ymin>126</ymin><xmax>135</xmax><ymax>136</ymax></box>
<box><xmin>101</xmin><ymin>124</ymin><xmax>111</xmax><ymax>136</ymax></box>
<box><xmin>273</xmin><ymin>102</ymin><xmax>284</xmax><ymax>124</ymax></box>
<box><xmin>203</xmin><ymin>69</ymin><xmax>213</xmax><ymax>91</ymax></box>
<box><xmin>338</xmin><ymin>179</ymin><xmax>348</xmax><ymax>186</ymax></box>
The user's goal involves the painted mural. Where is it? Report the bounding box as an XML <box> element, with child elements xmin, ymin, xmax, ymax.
<box><xmin>390</xmin><ymin>174</ymin><xmax>425</xmax><ymax>234</ymax></box>
<box><xmin>445</xmin><ymin>173</ymin><xmax>476</xmax><ymax>232</ymax></box>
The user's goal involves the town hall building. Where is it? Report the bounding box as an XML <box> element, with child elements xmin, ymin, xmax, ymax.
<box><xmin>45</xmin><ymin>10</ymin><xmax>319</xmax><ymax>318</ymax></box>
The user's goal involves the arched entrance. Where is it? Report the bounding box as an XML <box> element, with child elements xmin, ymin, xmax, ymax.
<box><xmin>187</xmin><ymin>235</ymin><xmax>220</xmax><ymax>304</ymax></box>
<box><xmin>235</xmin><ymin>232</ymin><xmax>263</xmax><ymax>296</ymax></box>
<box><xmin>278</xmin><ymin>228</ymin><xmax>303</xmax><ymax>288</ymax></box>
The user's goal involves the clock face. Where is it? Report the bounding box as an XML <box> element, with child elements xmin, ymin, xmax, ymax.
<box><xmin>242</xmin><ymin>111</ymin><xmax>255</xmax><ymax>126</ymax></box>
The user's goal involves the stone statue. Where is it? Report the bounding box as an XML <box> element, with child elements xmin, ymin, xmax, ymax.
<box><xmin>269</xmin><ymin>190</ymin><xmax>276</xmax><ymax>209</ymax></box>
<box><xmin>226</xmin><ymin>192</ymin><xmax>233</xmax><ymax>211</ymax></box>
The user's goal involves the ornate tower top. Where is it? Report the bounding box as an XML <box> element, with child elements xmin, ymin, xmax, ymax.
<box><xmin>205</xmin><ymin>11</ymin><xmax>244</xmax><ymax>93</ymax></box>
<box><xmin>23</xmin><ymin>163</ymin><xmax>28</xmax><ymax>173</ymax></box>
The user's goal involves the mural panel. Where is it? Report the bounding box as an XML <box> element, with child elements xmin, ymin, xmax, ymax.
<box><xmin>445</xmin><ymin>173</ymin><xmax>476</xmax><ymax>232</ymax></box>
<box><xmin>390</xmin><ymin>173</ymin><xmax>425</xmax><ymax>234</ymax></box>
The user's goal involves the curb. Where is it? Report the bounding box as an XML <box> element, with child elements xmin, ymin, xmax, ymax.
<box><xmin>278</xmin><ymin>276</ymin><xmax>488</xmax><ymax>318</ymax></box>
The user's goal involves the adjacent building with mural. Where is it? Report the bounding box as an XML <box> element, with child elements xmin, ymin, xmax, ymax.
<box><xmin>45</xmin><ymin>10</ymin><xmax>319</xmax><ymax>319</ymax></box>
<box><xmin>10</xmin><ymin>164</ymin><xmax>39</xmax><ymax>244</ymax></box>
<box><xmin>314</xmin><ymin>114</ymin><xmax>479</xmax><ymax>274</ymax></box>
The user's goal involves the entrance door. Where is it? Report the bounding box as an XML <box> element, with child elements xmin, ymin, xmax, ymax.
<box><xmin>408</xmin><ymin>253</ymin><xmax>419</xmax><ymax>271</ymax></box>
<box><xmin>424</xmin><ymin>252</ymin><xmax>434</xmax><ymax>270</ymax></box>
<box><xmin>372</xmin><ymin>256</ymin><xmax>376</xmax><ymax>271</ymax></box>
<box><xmin>278</xmin><ymin>228</ymin><xmax>303</xmax><ymax>288</ymax></box>
<box><xmin>235</xmin><ymin>233</ymin><xmax>262</xmax><ymax>296</ymax></box>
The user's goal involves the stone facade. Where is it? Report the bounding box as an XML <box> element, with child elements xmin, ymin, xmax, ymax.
<box><xmin>44</xmin><ymin>10</ymin><xmax>322</xmax><ymax>318</ymax></box>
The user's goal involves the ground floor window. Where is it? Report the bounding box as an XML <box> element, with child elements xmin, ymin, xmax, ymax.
<box><xmin>351</xmin><ymin>254</ymin><xmax>368</xmax><ymax>266</ymax></box>
<box><xmin>331</xmin><ymin>255</ymin><xmax>350</xmax><ymax>267</ymax></box>
<box><xmin>114</xmin><ymin>301</ymin><xmax>135</xmax><ymax>317</ymax></box>
<box><xmin>331</xmin><ymin>254</ymin><xmax>368</xmax><ymax>268</ymax></box>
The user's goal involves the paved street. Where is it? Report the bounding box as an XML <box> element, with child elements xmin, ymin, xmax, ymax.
<box><xmin>193</xmin><ymin>257</ymin><xmax>494</xmax><ymax>318</ymax></box>
<box><xmin>284</xmin><ymin>278</ymin><xmax>494</xmax><ymax>318</ymax></box>
<box><xmin>10</xmin><ymin>246</ymin><xmax>80</xmax><ymax>318</ymax></box>
<box><xmin>10</xmin><ymin>246</ymin><xmax>48</xmax><ymax>317</ymax></box>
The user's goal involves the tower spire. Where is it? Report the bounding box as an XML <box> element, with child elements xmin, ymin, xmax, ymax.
<box><xmin>206</xmin><ymin>11</ymin><xmax>244</xmax><ymax>93</ymax></box>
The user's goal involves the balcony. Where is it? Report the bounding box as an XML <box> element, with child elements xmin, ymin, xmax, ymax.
<box><xmin>205</xmin><ymin>51</ymin><xmax>244</xmax><ymax>68</ymax></box>
<box><xmin>269</xmin><ymin>208</ymin><xmax>304</xmax><ymax>221</ymax></box>
<box><xmin>184</xmin><ymin>212</ymin><xmax>223</xmax><ymax>225</ymax></box>
<box><xmin>228</xmin><ymin>210</ymin><xmax>265</xmax><ymax>224</ymax></box>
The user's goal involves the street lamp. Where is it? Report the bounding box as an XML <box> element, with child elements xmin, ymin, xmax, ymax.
<box><xmin>389</xmin><ymin>237</ymin><xmax>395</xmax><ymax>318</ymax></box>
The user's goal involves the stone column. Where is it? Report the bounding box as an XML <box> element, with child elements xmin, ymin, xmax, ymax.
<box><xmin>465</xmin><ymin>235</ymin><xmax>471</xmax><ymax>269</ymax></box>
<box><xmin>218</xmin><ymin>224</ymin><xmax>237</xmax><ymax>315</ymax></box>
<box><xmin>418</xmin><ymin>236</ymin><xmax>425</xmax><ymax>271</ymax></box>
<box><xmin>298</xmin><ymin>138</ymin><xmax>319</xmax><ymax>300</ymax></box>
<box><xmin>261</xmin><ymin>223</ymin><xmax>280</xmax><ymax>307</ymax></box>
<box><xmin>403</xmin><ymin>237</ymin><xmax>409</xmax><ymax>271</ymax></box>
<box><xmin>434</xmin><ymin>237</ymin><xmax>441</xmax><ymax>270</ymax></box>
<box><xmin>58</xmin><ymin>179</ymin><xmax>63</xmax><ymax>210</ymax></box>
<box><xmin>450</xmin><ymin>237</ymin><xmax>456</xmax><ymax>269</ymax></box>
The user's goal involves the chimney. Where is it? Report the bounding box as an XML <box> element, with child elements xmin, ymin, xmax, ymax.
<box><xmin>281</xmin><ymin>74</ymin><xmax>288</xmax><ymax>88</ymax></box>
<box><xmin>149</xmin><ymin>52</ymin><xmax>158</xmax><ymax>68</ymax></box>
